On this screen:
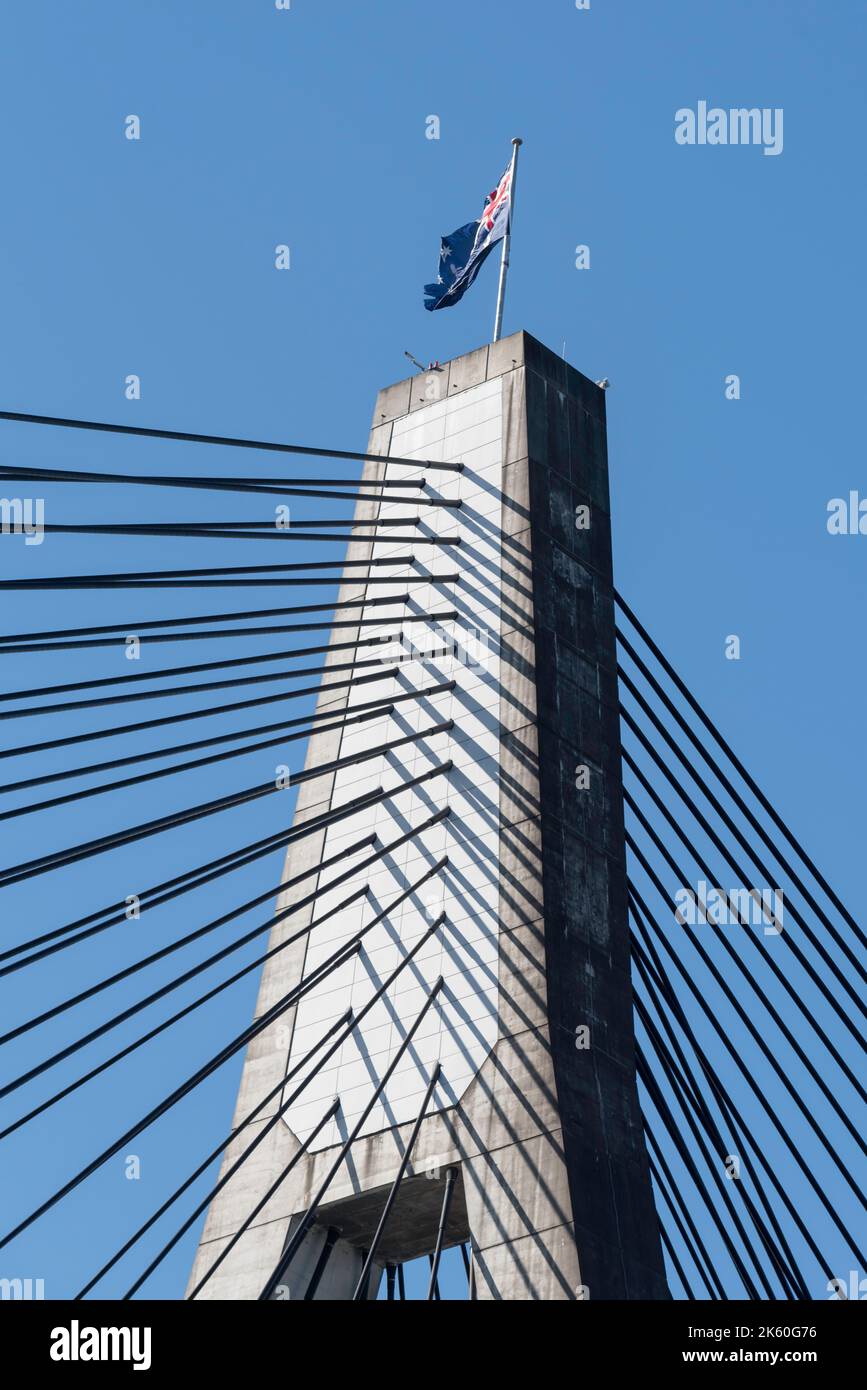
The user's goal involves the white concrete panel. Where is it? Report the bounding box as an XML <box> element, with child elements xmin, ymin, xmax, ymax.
<box><xmin>283</xmin><ymin>377</ymin><xmax>504</xmax><ymax>1149</ymax></box>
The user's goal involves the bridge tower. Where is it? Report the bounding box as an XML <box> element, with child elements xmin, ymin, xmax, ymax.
<box><xmin>187</xmin><ymin>332</ymin><xmax>669</xmax><ymax>1301</ymax></box>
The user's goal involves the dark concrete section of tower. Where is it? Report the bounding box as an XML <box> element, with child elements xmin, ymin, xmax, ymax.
<box><xmin>519</xmin><ymin>334</ymin><xmax>669</xmax><ymax>1297</ymax></box>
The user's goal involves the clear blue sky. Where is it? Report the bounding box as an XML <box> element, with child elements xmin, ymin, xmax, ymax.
<box><xmin>0</xmin><ymin>0</ymin><xmax>864</xmax><ymax>1301</ymax></box>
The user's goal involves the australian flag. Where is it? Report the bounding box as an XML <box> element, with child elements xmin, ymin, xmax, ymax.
<box><xmin>424</xmin><ymin>163</ymin><xmax>513</xmax><ymax>312</ymax></box>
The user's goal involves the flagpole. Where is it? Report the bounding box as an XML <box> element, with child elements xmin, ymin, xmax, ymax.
<box><xmin>492</xmin><ymin>137</ymin><xmax>522</xmax><ymax>343</ymax></box>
